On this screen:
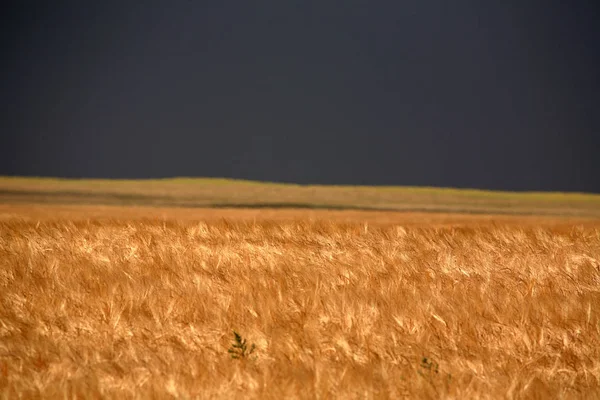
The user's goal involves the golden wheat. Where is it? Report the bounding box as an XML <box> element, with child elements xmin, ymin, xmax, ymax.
<box><xmin>1</xmin><ymin>211</ymin><xmax>600</xmax><ymax>398</ymax></box>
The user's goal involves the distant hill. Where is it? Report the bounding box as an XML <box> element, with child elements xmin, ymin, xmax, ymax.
<box><xmin>1</xmin><ymin>176</ymin><xmax>599</xmax><ymax>217</ymax></box>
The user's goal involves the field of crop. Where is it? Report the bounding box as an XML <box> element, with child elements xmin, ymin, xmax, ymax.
<box><xmin>1</xmin><ymin>204</ymin><xmax>600</xmax><ymax>398</ymax></box>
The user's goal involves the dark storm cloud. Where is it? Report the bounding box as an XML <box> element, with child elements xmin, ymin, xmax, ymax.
<box><xmin>2</xmin><ymin>1</ymin><xmax>599</xmax><ymax>191</ymax></box>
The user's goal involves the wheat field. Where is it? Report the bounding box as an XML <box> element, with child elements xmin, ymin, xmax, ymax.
<box><xmin>1</xmin><ymin>206</ymin><xmax>600</xmax><ymax>398</ymax></box>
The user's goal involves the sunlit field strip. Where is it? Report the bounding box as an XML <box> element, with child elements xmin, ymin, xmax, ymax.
<box><xmin>1</xmin><ymin>176</ymin><xmax>599</xmax><ymax>217</ymax></box>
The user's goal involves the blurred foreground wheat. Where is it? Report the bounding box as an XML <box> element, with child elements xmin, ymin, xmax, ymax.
<box><xmin>1</xmin><ymin>218</ymin><xmax>600</xmax><ymax>398</ymax></box>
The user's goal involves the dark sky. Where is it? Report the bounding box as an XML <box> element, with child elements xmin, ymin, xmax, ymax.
<box><xmin>2</xmin><ymin>1</ymin><xmax>599</xmax><ymax>192</ymax></box>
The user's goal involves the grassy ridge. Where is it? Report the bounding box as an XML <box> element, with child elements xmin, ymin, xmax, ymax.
<box><xmin>1</xmin><ymin>176</ymin><xmax>599</xmax><ymax>217</ymax></box>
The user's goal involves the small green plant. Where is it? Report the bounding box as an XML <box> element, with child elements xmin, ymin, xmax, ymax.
<box><xmin>418</xmin><ymin>357</ymin><xmax>452</xmax><ymax>394</ymax></box>
<box><xmin>418</xmin><ymin>357</ymin><xmax>440</xmax><ymax>395</ymax></box>
<box><xmin>419</xmin><ymin>357</ymin><xmax>439</xmax><ymax>378</ymax></box>
<box><xmin>228</xmin><ymin>331</ymin><xmax>256</xmax><ymax>360</ymax></box>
